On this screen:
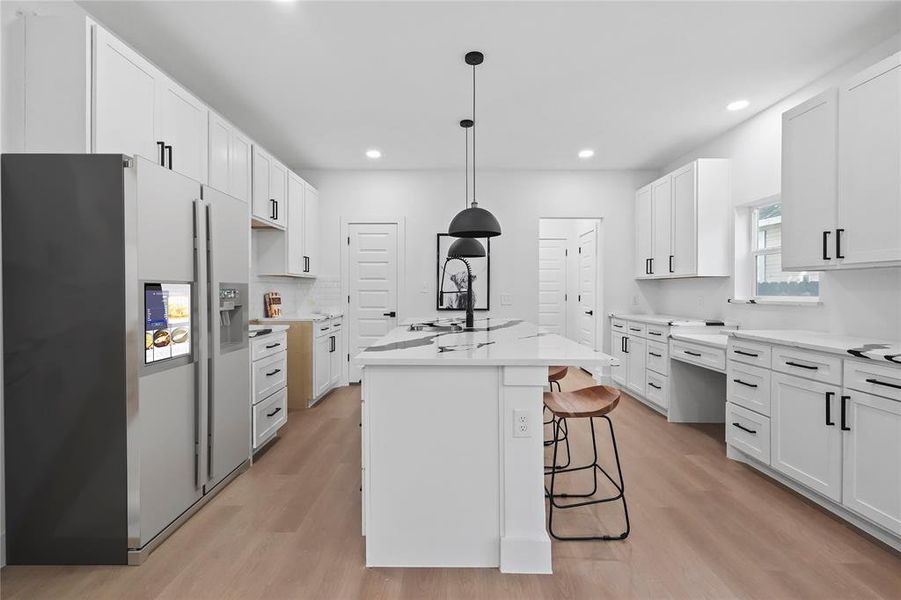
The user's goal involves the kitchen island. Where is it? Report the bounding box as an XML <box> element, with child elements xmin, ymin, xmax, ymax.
<box><xmin>357</xmin><ymin>318</ymin><xmax>618</xmax><ymax>574</ymax></box>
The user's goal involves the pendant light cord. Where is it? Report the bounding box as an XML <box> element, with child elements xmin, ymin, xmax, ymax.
<box><xmin>465</xmin><ymin>125</ymin><xmax>469</xmax><ymax>209</ymax></box>
<box><xmin>472</xmin><ymin>64</ymin><xmax>476</xmax><ymax>205</ymax></box>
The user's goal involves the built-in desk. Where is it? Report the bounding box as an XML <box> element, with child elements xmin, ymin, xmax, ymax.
<box><xmin>668</xmin><ymin>332</ymin><xmax>730</xmax><ymax>423</ymax></box>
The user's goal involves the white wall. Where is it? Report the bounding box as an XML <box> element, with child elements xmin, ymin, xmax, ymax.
<box><xmin>641</xmin><ymin>34</ymin><xmax>901</xmax><ymax>340</ymax></box>
<box><xmin>301</xmin><ymin>169</ymin><xmax>653</xmax><ymax>350</ymax></box>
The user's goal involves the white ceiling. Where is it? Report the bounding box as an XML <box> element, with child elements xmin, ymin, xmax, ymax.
<box><xmin>74</xmin><ymin>0</ymin><xmax>901</xmax><ymax>172</ymax></box>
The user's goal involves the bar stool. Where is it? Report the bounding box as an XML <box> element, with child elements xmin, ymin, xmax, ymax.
<box><xmin>543</xmin><ymin>385</ymin><xmax>630</xmax><ymax>541</ymax></box>
<box><xmin>544</xmin><ymin>367</ymin><xmax>571</xmax><ymax>470</ymax></box>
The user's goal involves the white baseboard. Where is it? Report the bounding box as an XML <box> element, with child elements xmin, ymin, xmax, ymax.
<box><xmin>500</xmin><ymin>535</ymin><xmax>552</xmax><ymax>574</ymax></box>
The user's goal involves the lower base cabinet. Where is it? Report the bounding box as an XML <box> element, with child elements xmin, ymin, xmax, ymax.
<box><xmin>251</xmin><ymin>332</ymin><xmax>289</xmax><ymax>451</ymax></box>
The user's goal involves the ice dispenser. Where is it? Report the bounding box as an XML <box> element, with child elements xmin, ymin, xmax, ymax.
<box><xmin>219</xmin><ymin>284</ymin><xmax>248</xmax><ymax>351</ymax></box>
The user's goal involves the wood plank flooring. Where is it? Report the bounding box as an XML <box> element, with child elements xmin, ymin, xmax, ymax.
<box><xmin>3</xmin><ymin>369</ymin><xmax>899</xmax><ymax>599</ymax></box>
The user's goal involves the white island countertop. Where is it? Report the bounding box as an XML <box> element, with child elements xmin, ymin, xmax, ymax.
<box><xmin>357</xmin><ymin>318</ymin><xmax>617</xmax><ymax>368</ymax></box>
<box><xmin>730</xmin><ymin>330</ymin><xmax>901</xmax><ymax>366</ymax></box>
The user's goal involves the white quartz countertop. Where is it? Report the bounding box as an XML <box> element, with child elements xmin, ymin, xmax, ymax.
<box><xmin>249</xmin><ymin>324</ymin><xmax>289</xmax><ymax>337</ymax></box>
<box><xmin>670</xmin><ymin>332</ymin><xmax>729</xmax><ymax>349</ymax></box>
<box><xmin>256</xmin><ymin>312</ymin><xmax>343</xmax><ymax>323</ymax></box>
<box><xmin>610</xmin><ymin>313</ymin><xmax>736</xmax><ymax>327</ymax></box>
<box><xmin>357</xmin><ymin>318</ymin><xmax>618</xmax><ymax>367</ymax></box>
<box><xmin>730</xmin><ymin>330</ymin><xmax>901</xmax><ymax>366</ymax></box>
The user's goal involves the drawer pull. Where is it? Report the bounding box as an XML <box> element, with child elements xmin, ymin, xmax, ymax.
<box><xmin>320</xmin><ymin>326</ymin><xmax>331</xmax><ymax>331</ymax></box>
<box><xmin>825</xmin><ymin>391</ymin><xmax>835</xmax><ymax>426</ymax></box>
<box><xmin>266</xmin><ymin>406</ymin><xmax>282</xmax><ymax>418</ymax></box>
<box><xmin>648</xmin><ymin>382</ymin><xmax>661</xmax><ymax>390</ymax></box>
<box><xmin>840</xmin><ymin>395</ymin><xmax>851</xmax><ymax>431</ymax></box>
<box><xmin>629</xmin><ymin>327</ymin><xmax>641</xmax><ymax>332</ymax></box>
<box><xmin>732</xmin><ymin>422</ymin><xmax>757</xmax><ymax>435</ymax></box>
<box><xmin>865</xmin><ymin>377</ymin><xmax>901</xmax><ymax>390</ymax></box>
<box><xmin>649</xmin><ymin>352</ymin><xmax>662</xmax><ymax>358</ymax></box>
<box><xmin>733</xmin><ymin>378</ymin><xmax>757</xmax><ymax>388</ymax></box>
<box><xmin>734</xmin><ymin>349</ymin><xmax>759</xmax><ymax>358</ymax></box>
<box><xmin>648</xmin><ymin>331</ymin><xmax>663</xmax><ymax>336</ymax></box>
<box><xmin>265</xmin><ymin>342</ymin><xmax>281</xmax><ymax>349</ymax></box>
<box><xmin>265</xmin><ymin>368</ymin><xmax>282</xmax><ymax>377</ymax></box>
<box><xmin>613</xmin><ymin>324</ymin><xmax>623</xmax><ymax>329</ymax></box>
<box><xmin>785</xmin><ymin>360</ymin><xmax>817</xmax><ymax>370</ymax></box>
<box><xmin>684</xmin><ymin>350</ymin><xmax>702</xmax><ymax>357</ymax></box>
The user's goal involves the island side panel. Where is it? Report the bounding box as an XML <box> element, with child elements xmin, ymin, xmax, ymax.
<box><xmin>364</xmin><ymin>365</ymin><xmax>501</xmax><ymax>567</ymax></box>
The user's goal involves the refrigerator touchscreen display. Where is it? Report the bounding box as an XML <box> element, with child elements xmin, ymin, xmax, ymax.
<box><xmin>145</xmin><ymin>283</ymin><xmax>192</xmax><ymax>364</ymax></box>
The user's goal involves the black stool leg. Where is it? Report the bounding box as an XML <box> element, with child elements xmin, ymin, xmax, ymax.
<box><xmin>544</xmin><ymin>416</ymin><xmax>571</xmax><ymax>472</ymax></box>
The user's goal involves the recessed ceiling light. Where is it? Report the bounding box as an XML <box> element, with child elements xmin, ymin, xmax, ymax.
<box><xmin>578</xmin><ymin>149</ymin><xmax>595</xmax><ymax>159</ymax></box>
<box><xmin>727</xmin><ymin>99</ymin><xmax>750</xmax><ymax>111</ymax></box>
<box><xmin>365</xmin><ymin>149</ymin><xmax>382</xmax><ymax>159</ymax></box>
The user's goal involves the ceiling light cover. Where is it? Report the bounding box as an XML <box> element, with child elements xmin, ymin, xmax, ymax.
<box><xmin>727</xmin><ymin>99</ymin><xmax>750</xmax><ymax>111</ymax></box>
<box><xmin>447</xmin><ymin>237</ymin><xmax>486</xmax><ymax>258</ymax></box>
<box><xmin>365</xmin><ymin>149</ymin><xmax>382</xmax><ymax>159</ymax></box>
<box><xmin>578</xmin><ymin>149</ymin><xmax>595</xmax><ymax>159</ymax></box>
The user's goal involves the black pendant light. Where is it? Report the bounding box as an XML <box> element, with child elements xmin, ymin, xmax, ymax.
<box><xmin>448</xmin><ymin>51</ymin><xmax>502</xmax><ymax>239</ymax></box>
<box><xmin>448</xmin><ymin>119</ymin><xmax>486</xmax><ymax>258</ymax></box>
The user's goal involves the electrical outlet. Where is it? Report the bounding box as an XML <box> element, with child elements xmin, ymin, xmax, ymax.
<box><xmin>513</xmin><ymin>409</ymin><xmax>530</xmax><ymax>438</ymax></box>
<box><xmin>501</xmin><ymin>293</ymin><xmax>513</xmax><ymax>306</ymax></box>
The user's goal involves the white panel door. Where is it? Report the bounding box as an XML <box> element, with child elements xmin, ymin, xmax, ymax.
<box><xmin>348</xmin><ymin>223</ymin><xmax>398</xmax><ymax>381</ymax></box>
<box><xmin>771</xmin><ymin>373</ymin><xmax>842</xmax><ymax>501</ymax></box>
<box><xmin>93</xmin><ymin>27</ymin><xmax>158</xmax><ymax>162</ymax></box>
<box><xmin>671</xmin><ymin>162</ymin><xmax>697</xmax><ymax>276</ymax></box>
<box><xmin>781</xmin><ymin>89</ymin><xmax>838</xmax><ymax>270</ymax></box>
<box><xmin>577</xmin><ymin>227</ymin><xmax>597</xmax><ymax>350</ymax></box>
<box><xmin>635</xmin><ymin>185</ymin><xmax>653</xmax><ymax>277</ymax></box>
<box><xmin>626</xmin><ymin>335</ymin><xmax>646</xmax><ymax>395</ymax></box>
<box><xmin>538</xmin><ymin>238</ymin><xmax>567</xmax><ymax>336</ymax></box>
<box><xmin>842</xmin><ymin>389</ymin><xmax>901</xmax><ymax>535</ymax></box>
<box><xmin>156</xmin><ymin>78</ymin><xmax>208</xmax><ymax>184</ymax></box>
<box><xmin>838</xmin><ymin>52</ymin><xmax>901</xmax><ymax>266</ymax></box>
<box><xmin>286</xmin><ymin>172</ymin><xmax>306</xmax><ymax>275</ymax></box>
<box><xmin>651</xmin><ymin>175</ymin><xmax>671</xmax><ymax>278</ymax></box>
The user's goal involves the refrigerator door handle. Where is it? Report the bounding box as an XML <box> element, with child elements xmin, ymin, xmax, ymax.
<box><xmin>192</xmin><ymin>198</ymin><xmax>203</xmax><ymax>489</ymax></box>
<box><xmin>205</xmin><ymin>202</ymin><xmax>215</xmax><ymax>484</ymax></box>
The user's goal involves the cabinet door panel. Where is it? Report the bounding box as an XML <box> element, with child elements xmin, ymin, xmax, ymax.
<box><xmin>671</xmin><ymin>163</ymin><xmax>697</xmax><ymax>276</ymax></box>
<box><xmin>651</xmin><ymin>176</ymin><xmax>671</xmax><ymax>278</ymax></box>
<box><xmin>842</xmin><ymin>390</ymin><xmax>901</xmax><ymax>535</ymax></box>
<box><xmin>156</xmin><ymin>79</ymin><xmax>207</xmax><ymax>183</ymax></box>
<box><xmin>93</xmin><ymin>28</ymin><xmax>158</xmax><ymax>161</ymax></box>
<box><xmin>330</xmin><ymin>334</ymin><xmax>342</xmax><ymax>387</ymax></box>
<box><xmin>287</xmin><ymin>173</ymin><xmax>306</xmax><ymax>275</ymax></box>
<box><xmin>626</xmin><ymin>336</ymin><xmax>646</xmax><ymax>395</ymax></box>
<box><xmin>771</xmin><ymin>373</ymin><xmax>842</xmax><ymax>501</ymax></box>
<box><xmin>304</xmin><ymin>185</ymin><xmax>319</xmax><ymax>276</ymax></box>
<box><xmin>252</xmin><ymin>147</ymin><xmax>272</xmax><ymax>222</ymax></box>
<box><xmin>635</xmin><ymin>186</ymin><xmax>653</xmax><ymax>278</ymax></box>
<box><xmin>229</xmin><ymin>131</ymin><xmax>252</xmax><ymax>203</ymax></box>
<box><xmin>208</xmin><ymin>114</ymin><xmax>230</xmax><ymax>193</ymax></box>
<box><xmin>611</xmin><ymin>332</ymin><xmax>628</xmax><ymax>386</ymax></box>
<box><xmin>838</xmin><ymin>52</ymin><xmax>901</xmax><ymax>266</ymax></box>
<box><xmin>314</xmin><ymin>336</ymin><xmax>331</xmax><ymax>398</ymax></box>
<box><xmin>781</xmin><ymin>89</ymin><xmax>838</xmax><ymax>270</ymax></box>
<box><xmin>269</xmin><ymin>161</ymin><xmax>287</xmax><ymax>227</ymax></box>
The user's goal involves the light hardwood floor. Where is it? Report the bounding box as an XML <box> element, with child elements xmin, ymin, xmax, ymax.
<box><xmin>3</xmin><ymin>369</ymin><xmax>899</xmax><ymax>599</ymax></box>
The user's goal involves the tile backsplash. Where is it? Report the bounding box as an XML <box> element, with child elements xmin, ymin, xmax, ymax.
<box><xmin>250</xmin><ymin>275</ymin><xmax>342</xmax><ymax>319</ymax></box>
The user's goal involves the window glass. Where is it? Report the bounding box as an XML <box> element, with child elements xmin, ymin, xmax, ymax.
<box><xmin>752</xmin><ymin>202</ymin><xmax>819</xmax><ymax>298</ymax></box>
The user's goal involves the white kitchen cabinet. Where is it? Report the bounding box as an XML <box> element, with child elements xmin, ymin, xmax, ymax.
<box><xmin>287</xmin><ymin>172</ymin><xmax>307</xmax><ymax>275</ymax></box>
<box><xmin>626</xmin><ymin>335</ymin><xmax>646</xmax><ymax>395</ymax></box>
<box><xmin>837</xmin><ymin>52</ymin><xmax>901</xmax><ymax>267</ymax></box>
<box><xmin>252</xmin><ymin>146</ymin><xmax>287</xmax><ymax>229</ymax></box>
<box><xmin>611</xmin><ymin>331</ymin><xmax>628</xmax><ymax>386</ymax></box>
<box><xmin>329</xmin><ymin>332</ymin><xmax>343</xmax><ymax>389</ymax></box>
<box><xmin>841</xmin><ymin>389</ymin><xmax>901</xmax><ymax>535</ymax></box>
<box><xmin>251</xmin><ymin>332</ymin><xmax>289</xmax><ymax>452</ymax></box>
<box><xmin>634</xmin><ymin>159</ymin><xmax>730</xmax><ymax>280</ymax></box>
<box><xmin>314</xmin><ymin>334</ymin><xmax>332</xmax><ymax>398</ymax></box>
<box><xmin>770</xmin><ymin>372</ymin><xmax>843</xmax><ymax>502</ymax></box>
<box><xmin>303</xmin><ymin>183</ymin><xmax>320</xmax><ymax>277</ymax></box>
<box><xmin>156</xmin><ymin>79</ymin><xmax>208</xmax><ymax>183</ymax></box>
<box><xmin>635</xmin><ymin>185</ymin><xmax>653</xmax><ymax>278</ymax></box>
<box><xmin>253</xmin><ymin>171</ymin><xmax>319</xmax><ymax>277</ymax></box>
<box><xmin>208</xmin><ymin>113</ymin><xmax>252</xmax><ymax>202</ymax></box>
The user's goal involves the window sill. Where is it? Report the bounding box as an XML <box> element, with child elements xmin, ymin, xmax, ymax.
<box><xmin>728</xmin><ymin>297</ymin><xmax>822</xmax><ymax>307</ymax></box>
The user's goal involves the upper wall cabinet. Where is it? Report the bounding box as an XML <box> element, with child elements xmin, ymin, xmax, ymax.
<box><xmin>252</xmin><ymin>146</ymin><xmax>287</xmax><ymax>229</ymax></box>
<box><xmin>254</xmin><ymin>171</ymin><xmax>319</xmax><ymax>278</ymax></box>
<box><xmin>782</xmin><ymin>51</ymin><xmax>900</xmax><ymax>271</ymax></box>
<box><xmin>209</xmin><ymin>112</ymin><xmax>252</xmax><ymax>203</ymax></box>
<box><xmin>155</xmin><ymin>78</ymin><xmax>208</xmax><ymax>183</ymax></box>
<box><xmin>635</xmin><ymin>159</ymin><xmax>731</xmax><ymax>279</ymax></box>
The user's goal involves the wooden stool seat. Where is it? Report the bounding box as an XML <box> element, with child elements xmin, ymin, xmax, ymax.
<box><xmin>548</xmin><ymin>366</ymin><xmax>568</xmax><ymax>382</ymax></box>
<box><xmin>544</xmin><ymin>385</ymin><xmax>621</xmax><ymax>419</ymax></box>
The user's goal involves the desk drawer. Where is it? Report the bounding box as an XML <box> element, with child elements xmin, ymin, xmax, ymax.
<box><xmin>252</xmin><ymin>351</ymin><xmax>287</xmax><ymax>404</ymax></box>
<box><xmin>772</xmin><ymin>346</ymin><xmax>841</xmax><ymax>386</ymax></box>
<box><xmin>726</xmin><ymin>402</ymin><xmax>771</xmax><ymax>464</ymax></box>
<box><xmin>626</xmin><ymin>322</ymin><xmax>647</xmax><ymax>337</ymax></box>
<box><xmin>253</xmin><ymin>387</ymin><xmax>287</xmax><ymax>449</ymax></box>
<box><xmin>671</xmin><ymin>340</ymin><xmax>726</xmax><ymax>372</ymax></box>
<box><xmin>251</xmin><ymin>332</ymin><xmax>287</xmax><ymax>361</ymax></box>
<box><xmin>728</xmin><ymin>339</ymin><xmax>772</xmax><ymax>369</ymax></box>
<box><xmin>647</xmin><ymin>341</ymin><xmax>669</xmax><ymax>376</ymax></box>
<box><xmin>727</xmin><ymin>362</ymin><xmax>771</xmax><ymax>416</ymax></box>
<box><xmin>844</xmin><ymin>360</ymin><xmax>901</xmax><ymax>402</ymax></box>
<box><xmin>646</xmin><ymin>324</ymin><xmax>669</xmax><ymax>341</ymax></box>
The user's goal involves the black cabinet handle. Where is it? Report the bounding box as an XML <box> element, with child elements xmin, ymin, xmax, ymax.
<box><xmin>613</xmin><ymin>324</ymin><xmax>623</xmax><ymax>329</ymax></box>
<box><xmin>330</xmin><ymin>336</ymin><xmax>335</xmax><ymax>353</ymax></box>
<box><xmin>629</xmin><ymin>327</ymin><xmax>641</xmax><ymax>332</ymax></box>
<box><xmin>164</xmin><ymin>145</ymin><xmax>173</xmax><ymax>170</ymax></box>
<box><xmin>836</xmin><ymin>228</ymin><xmax>845</xmax><ymax>259</ymax></box>
<box><xmin>648</xmin><ymin>382</ymin><xmax>661</xmax><ymax>390</ymax></box>
<box><xmin>383</xmin><ymin>311</ymin><xmax>396</xmax><ymax>317</ymax></box>
<box><xmin>585</xmin><ymin>310</ymin><xmax>594</xmax><ymax>316</ymax></box>
<box><xmin>684</xmin><ymin>350</ymin><xmax>702</xmax><ymax>357</ymax></box>
<box><xmin>649</xmin><ymin>352</ymin><xmax>662</xmax><ymax>358</ymax></box>
<box><xmin>274</xmin><ymin>200</ymin><xmax>278</xmax><ymax>220</ymax></box>
<box><xmin>644</xmin><ymin>258</ymin><xmax>650</xmax><ymax>275</ymax></box>
<box><xmin>157</xmin><ymin>141</ymin><xmax>166</xmax><ymax>166</ymax></box>
<box><xmin>734</xmin><ymin>350</ymin><xmax>759</xmax><ymax>358</ymax></box>
<box><xmin>733</xmin><ymin>378</ymin><xmax>757</xmax><ymax>388</ymax></box>
<box><xmin>265</xmin><ymin>368</ymin><xmax>281</xmax><ymax>377</ymax></box>
<box><xmin>265</xmin><ymin>342</ymin><xmax>281</xmax><ymax>349</ymax></box>
<box><xmin>624</xmin><ymin>338</ymin><xmax>629</xmax><ymax>354</ymax></box>
<box><xmin>270</xmin><ymin>199</ymin><xmax>276</xmax><ymax>220</ymax></box>
<box><xmin>865</xmin><ymin>377</ymin><xmax>901</xmax><ymax>390</ymax></box>
<box><xmin>669</xmin><ymin>255</ymin><xmax>674</xmax><ymax>273</ymax></box>
<box><xmin>785</xmin><ymin>360</ymin><xmax>817</xmax><ymax>370</ymax></box>
<box><xmin>649</xmin><ymin>331</ymin><xmax>662</xmax><ymax>336</ymax></box>
<box><xmin>304</xmin><ymin>256</ymin><xmax>310</xmax><ymax>272</ymax></box>
<box><xmin>825</xmin><ymin>391</ymin><xmax>835</xmax><ymax>426</ymax></box>
<box><xmin>649</xmin><ymin>257</ymin><xmax>654</xmax><ymax>275</ymax></box>
<box><xmin>840</xmin><ymin>395</ymin><xmax>851</xmax><ymax>431</ymax></box>
<box><xmin>822</xmin><ymin>230</ymin><xmax>831</xmax><ymax>260</ymax></box>
<box><xmin>732</xmin><ymin>422</ymin><xmax>757</xmax><ymax>435</ymax></box>
<box><xmin>266</xmin><ymin>406</ymin><xmax>282</xmax><ymax>418</ymax></box>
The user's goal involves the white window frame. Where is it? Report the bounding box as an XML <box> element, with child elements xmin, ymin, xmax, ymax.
<box><xmin>749</xmin><ymin>200</ymin><xmax>820</xmax><ymax>303</ymax></box>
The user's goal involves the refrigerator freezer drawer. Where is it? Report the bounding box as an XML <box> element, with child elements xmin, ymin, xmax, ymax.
<box><xmin>254</xmin><ymin>387</ymin><xmax>288</xmax><ymax>449</ymax></box>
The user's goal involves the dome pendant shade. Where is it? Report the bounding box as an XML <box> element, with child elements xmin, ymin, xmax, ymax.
<box><xmin>447</xmin><ymin>237</ymin><xmax>486</xmax><ymax>258</ymax></box>
<box><xmin>448</xmin><ymin>202</ymin><xmax>501</xmax><ymax>238</ymax></box>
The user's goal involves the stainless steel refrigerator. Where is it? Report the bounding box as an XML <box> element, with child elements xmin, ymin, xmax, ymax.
<box><xmin>2</xmin><ymin>154</ymin><xmax>250</xmax><ymax>564</ymax></box>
